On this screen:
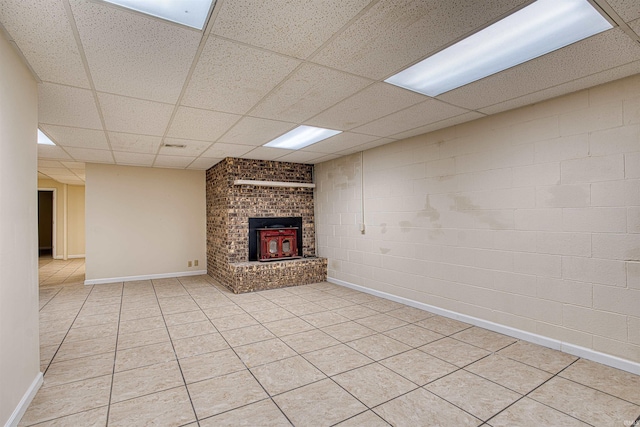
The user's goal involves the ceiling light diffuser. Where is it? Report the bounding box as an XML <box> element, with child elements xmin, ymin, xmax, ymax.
<box><xmin>100</xmin><ymin>0</ymin><xmax>215</xmax><ymax>30</ymax></box>
<box><xmin>385</xmin><ymin>0</ymin><xmax>612</xmax><ymax>97</ymax></box>
<box><xmin>264</xmin><ymin>126</ymin><xmax>342</xmax><ymax>150</ymax></box>
<box><xmin>37</xmin><ymin>129</ymin><xmax>56</xmax><ymax>146</ymax></box>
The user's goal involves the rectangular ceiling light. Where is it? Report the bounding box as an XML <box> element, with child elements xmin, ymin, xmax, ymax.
<box><xmin>264</xmin><ymin>125</ymin><xmax>341</xmax><ymax>150</ymax></box>
<box><xmin>37</xmin><ymin>129</ymin><xmax>56</xmax><ymax>146</ymax></box>
<box><xmin>385</xmin><ymin>0</ymin><xmax>612</xmax><ymax>97</ymax></box>
<box><xmin>100</xmin><ymin>0</ymin><xmax>215</xmax><ymax>30</ymax></box>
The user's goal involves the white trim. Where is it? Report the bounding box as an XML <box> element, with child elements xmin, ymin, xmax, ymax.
<box><xmin>328</xmin><ymin>277</ymin><xmax>640</xmax><ymax>376</ymax></box>
<box><xmin>84</xmin><ymin>270</ymin><xmax>207</xmax><ymax>285</ymax></box>
<box><xmin>5</xmin><ymin>372</ymin><xmax>43</xmax><ymax>427</ymax></box>
<box><xmin>233</xmin><ymin>179</ymin><xmax>315</xmax><ymax>188</ymax></box>
<box><xmin>53</xmin><ymin>255</ymin><xmax>64</xmax><ymax>260</ymax></box>
<box><xmin>67</xmin><ymin>254</ymin><xmax>85</xmax><ymax>259</ymax></box>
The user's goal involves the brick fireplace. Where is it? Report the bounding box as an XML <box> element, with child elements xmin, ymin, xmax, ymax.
<box><xmin>206</xmin><ymin>157</ymin><xmax>327</xmax><ymax>293</ymax></box>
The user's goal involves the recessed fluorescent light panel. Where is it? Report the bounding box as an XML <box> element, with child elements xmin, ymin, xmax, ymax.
<box><xmin>100</xmin><ymin>0</ymin><xmax>215</xmax><ymax>29</ymax></box>
<box><xmin>385</xmin><ymin>0</ymin><xmax>612</xmax><ymax>96</ymax></box>
<box><xmin>264</xmin><ymin>125</ymin><xmax>342</xmax><ymax>150</ymax></box>
<box><xmin>37</xmin><ymin>129</ymin><xmax>56</xmax><ymax>146</ymax></box>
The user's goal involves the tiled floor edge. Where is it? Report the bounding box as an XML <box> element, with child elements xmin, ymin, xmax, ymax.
<box><xmin>327</xmin><ymin>277</ymin><xmax>640</xmax><ymax>376</ymax></box>
<box><xmin>84</xmin><ymin>270</ymin><xmax>208</xmax><ymax>286</ymax></box>
<box><xmin>9</xmin><ymin>372</ymin><xmax>43</xmax><ymax>427</ymax></box>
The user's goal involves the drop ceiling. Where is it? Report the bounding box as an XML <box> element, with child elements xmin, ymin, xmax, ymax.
<box><xmin>1</xmin><ymin>0</ymin><xmax>639</xmax><ymax>185</ymax></box>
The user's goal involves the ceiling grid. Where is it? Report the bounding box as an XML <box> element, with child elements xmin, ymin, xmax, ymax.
<box><xmin>0</xmin><ymin>0</ymin><xmax>638</xmax><ymax>184</ymax></box>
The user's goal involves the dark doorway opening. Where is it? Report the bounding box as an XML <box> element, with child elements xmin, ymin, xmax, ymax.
<box><xmin>38</xmin><ymin>190</ymin><xmax>54</xmax><ymax>257</ymax></box>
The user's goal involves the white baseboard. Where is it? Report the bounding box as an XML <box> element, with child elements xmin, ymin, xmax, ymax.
<box><xmin>84</xmin><ymin>270</ymin><xmax>207</xmax><ymax>285</ymax></box>
<box><xmin>328</xmin><ymin>277</ymin><xmax>640</xmax><ymax>376</ymax></box>
<box><xmin>5</xmin><ymin>372</ymin><xmax>43</xmax><ymax>427</ymax></box>
<box><xmin>68</xmin><ymin>254</ymin><xmax>85</xmax><ymax>259</ymax></box>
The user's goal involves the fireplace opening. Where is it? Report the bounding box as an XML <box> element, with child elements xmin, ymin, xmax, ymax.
<box><xmin>248</xmin><ymin>217</ymin><xmax>303</xmax><ymax>261</ymax></box>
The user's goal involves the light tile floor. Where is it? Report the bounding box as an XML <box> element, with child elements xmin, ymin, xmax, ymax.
<box><xmin>28</xmin><ymin>273</ymin><xmax>640</xmax><ymax>426</ymax></box>
<box><xmin>38</xmin><ymin>256</ymin><xmax>85</xmax><ymax>287</ymax></box>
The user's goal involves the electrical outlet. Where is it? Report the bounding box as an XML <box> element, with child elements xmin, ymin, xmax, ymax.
<box><xmin>188</xmin><ymin>261</ymin><xmax>192</xmax><ymax>267</ymax></box>
<box><xmin>194</xmin><ymin>260</ymin><xmax>198</xmax><ymax>266</ymax></box>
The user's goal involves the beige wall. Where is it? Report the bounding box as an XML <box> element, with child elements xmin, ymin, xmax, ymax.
<box><xmin>67</xmin><ymin>185</ymin><xmax>85</xmax><ymax>256</ymax></box>
<box><xmin>315</xmin><ymin>75</ymin><xmax>640</xmax><ymax>366</ymax></box>
<box><xmin>85</xmin><ymin>164</ymin><xmax>206</xmax><ymax>282</ymax></box>
<box><xmin>0</xmin><ymin>32</ymin><xmax>41</xmax><ymax>425</ymax></box>
<box><xmin>37</xmin><ymin>179</ymin><xmax>85</xmax><ymax>258</ymax></box>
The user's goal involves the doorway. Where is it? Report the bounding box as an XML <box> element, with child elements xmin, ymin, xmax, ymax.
<box><xmin>38</xmin><ymin>189</ymin><xmax>55</xmax><ymax>257</ymax></box>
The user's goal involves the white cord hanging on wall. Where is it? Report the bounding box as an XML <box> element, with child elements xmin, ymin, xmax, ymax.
<box><xmin>360</xmin><ymin>151</ymin><xmax>366</xmax><ymax>235</ymax></box>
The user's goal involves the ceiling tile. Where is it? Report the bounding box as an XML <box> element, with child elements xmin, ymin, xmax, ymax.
<box><xmin>312</xmin><ymin>154</ymin><xmax>343</xmax><ymax>164</ymax></box>
<box><xmin>241</xmin><ymin>147</ymin><xmax>291</xmax><ymax>161</ymax></box>
<box><xmin>42</xmin><ymin>173</ymin><xmax>76</xmax><ymax>181</ymax></box>
<box><xmin>153</xmin><ymin>155</ymin><xmax>195</xmax><ymax>169</ymax></box>
<box><xmin>390</xmin><ymin>111</ymin><xmax>485</xmax><ymax>140</ymax></box>
<box><xmin>39</xmin><ymin>83</ymin><xmax>102</xmax><ymax>129</ymax></box>
<box><xmin>301</xmin><ymin>132</ymin><xmax>381</xmax><ymax>154</ymax></box>
<box><xmin>218</xmin><ymin>116</ymin><xmax>296</xmax><ymax>146</ymax></box>
<box><xmin>276</xmin><ymin>150</ymin><xmax>326</xmax><ymax>164</ymax></box>
<box><xmin>480</xmin><ymin>60</ymin><xmax>640</xmax><ymax>116</ymax></box>
<box><xmin>98</xmin><ymin>92</ymin><xmax>173</xmax><ymax>136</ymax></box>
<box><xmin>61</xmin><ymin>161</ymin><xmax>85</xmax><ymax>169</ymax></box>
<box><xmin>339</xmin><ymin>137</ymin><xmax>397</xmax><ymax>155</ymax></box>
<box><xmin>37</xmin><ymin>145</ymin><xmax>72</xmax><ymax>161</ymax></box>
<box><xmin>38</xmin><ymin>172</ymin><xmax>51</xmax><ymax>180</ymax></box>
<box><xmin>439</xmin><ymin>29</ymin><xmax>640</xmax><ymax>110</ymax></box>
<box><xmin>38</xmin><ymin>167</ymin><xmax>70</xmax><ymax>175</ymax></box>
<box><xmin>159</xmin><ymin>138</ymin><xmax>212</xmax><ymax>157</ymax></box>
<box><xmin>69</xmin><ymin>0</ymin><xmax>201</xmax><ymax>103</ymax></box>
<box><xmin>352</xmin><ymin>99</ymin><xmax>472</xmax><ymax>137</ymax></box>
<box><xmin>113</xmin><ymin>151</ymin><xmax>155</xmax><ymax>166</ymax></box>
<box><xmin>181</xmin><ymin>37</ymin><xmax>300</xmax><ymax>114</ymax></box>
<box><xmin>312</xmin><ymin>0</ymin><xmax>529</xmax><ymax>80</ymax></box>
<box><xmin>0</xmin><ymin>0</ymin><xmax>90</xmax><ymax>87</ymax></box>
<box><xmin>187</xmin><ymin>157</ymin><xmax>223</xmax><ymax>170</ymax></box>
<box><xmin>167</xmin><ymin>107</ymin><xmax>240</xmax><ymax>142</ymax></box>
<box><xmin>63</xmin><ymin>178</ymin><xmax>86</xmax><ymax>185</ymax></box>
<box><xmin>40</xmin><ymin>125</ymin><xmax>108</xmax><ymax>149</ymax></box>
<box><xmin>202</xmin><ymin>142</ymin><xmax>254</xmax><ymax>158</ymax></box>
<box><xmin>108</xmin><ymin>132</ymin><xmax>162</xmax><ymax>154</ymax></box>
<box><xmin>38</xmin><ymin>160</ymin><xmax>65</xmax><ymax>168</ymax></box>
<box><xmin>212</xmin><ymin>0</ymin><xmax>370</xmax><ymax>58</ymax></box>
<box><xmin>65</xmin><ymin>147</ymin><xmax>114</xmax><ymax>163</ymax></box>
<box><xmin>306</xmin><ymin>82</ymin><xmax>425</xmax><ymax>130</ymax></box>
<box><xmin>606</xmin><ymin>0</ymin><xmax>640</xmax><ymax>22</ymax></box>
<box><xmin>251</xmin><ymin>63</ymin><xmax>373</xmax><ymax>122</ymax></box>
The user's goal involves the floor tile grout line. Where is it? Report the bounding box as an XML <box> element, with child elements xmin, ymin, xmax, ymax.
<box><xmin>102</xmin><ymin>281</ymin><xmax>125</xmax><ymax>427</ymax></box>
<box><xmin>38</xmin><ymin>286</ymin><xmax>65</xmax><ymax>312</ymax></box>
<box><xmin>35</xmin><ymin>277</ymin><xmax>640</xmax><ymax>427</ymax></box>
<box><xmin>481</xmin><ymin>358</ymin><xmax>596</xmax><ymax>427</ymax></box>
<box><xmin>25</xmin><ymin>283</ymin><xmax>103</xmax><ymax>426</ymax></box>
<box><xmin>554</xmin><ymin>369</ymin><xmax>640</xmax><ymax>408</ymax></box>
<box><xmin>205</xmin><ymin>284</ymin><xmax>596</xmax><ymax>424</ymax></box>
<box><xmin>40</xmin><ymin>284</ymin><xmax>97</xmax><ymax>377</ymax></box>
<box><xmin>152</xmin><ymin>278</ymin><xmax>201</xmax><ymax>426</ymax></box>
<box><xmin>176</xmin><ymin>277</ymin><xmax>295</xmax><ymax>425</ymax></box>
<box><xmin>328</xmin><ymin>409</ymin><xmax>389</xmax><ymax>427</ymax></box>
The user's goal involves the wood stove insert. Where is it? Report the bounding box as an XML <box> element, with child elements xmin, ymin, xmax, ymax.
<box><xmin>257</xmin><ymin>227</ymin><xmax>300</xmax><ymax>261</ymax></box>
<box><xmin>248</xmin><ymin>217</ymin><xmax>303</xmax><ymax>262</ymax></box>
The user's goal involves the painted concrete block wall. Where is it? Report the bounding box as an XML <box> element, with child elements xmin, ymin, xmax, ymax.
<box><xmin>315</xmin><ymin>75</ymin><xmax>640</xmax><ymax>364</ymax></box>
<box><xmin>0</xmin><ymin>32</ymin><xmax>41</xmax><ymax>425</ymax></box>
